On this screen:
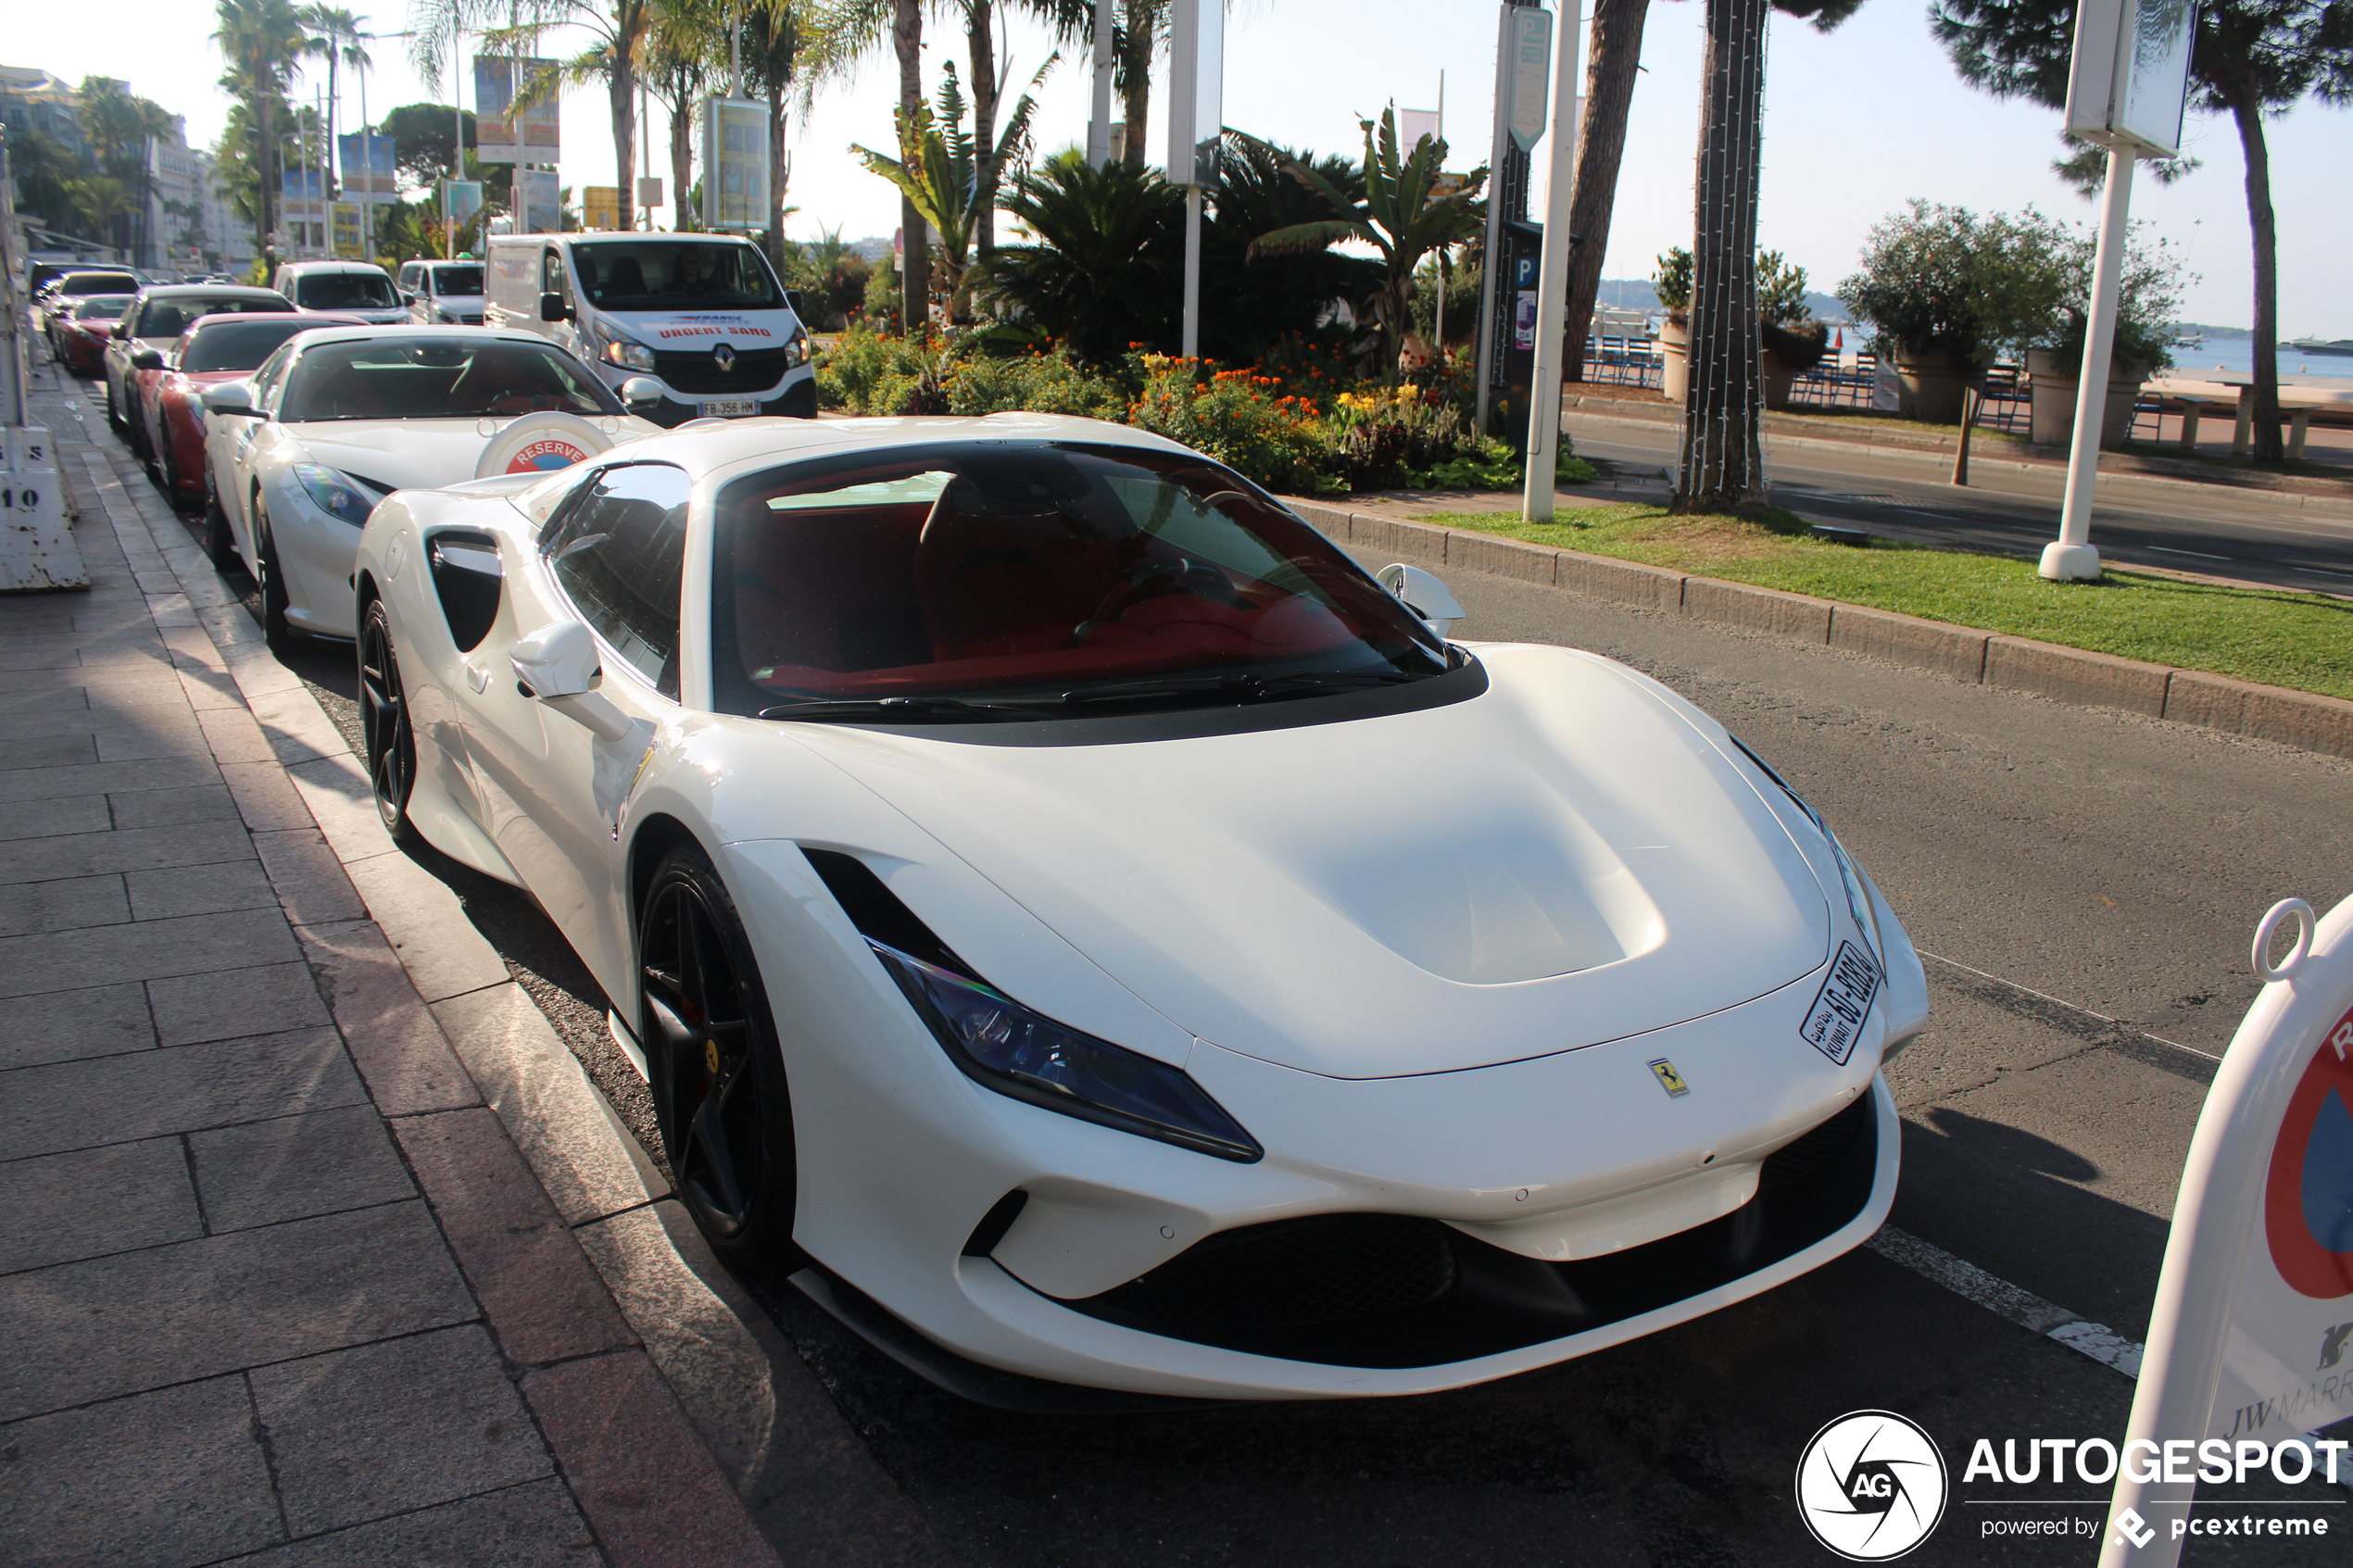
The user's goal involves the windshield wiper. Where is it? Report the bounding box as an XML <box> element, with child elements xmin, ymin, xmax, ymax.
<box><xmin>756</xmin><ymin>696</ymin><xmax>1050</xmax><ymax>724</ymax></box>
<box><xmin>1057</xmin><ymin>669</ymin><xmax>1420</xmax><ymax>710</ymax></box>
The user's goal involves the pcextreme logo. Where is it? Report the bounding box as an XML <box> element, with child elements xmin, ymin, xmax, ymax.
<box><xmin>1794</xmin><ymin>1410</ymin><xmax>1949</xmax><ymax>1561</ymax></box>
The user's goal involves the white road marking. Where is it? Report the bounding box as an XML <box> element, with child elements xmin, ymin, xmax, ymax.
<box><xmin>2146</xmin><ymin>546</ymin><xmax>2236</xmax><ymax>561</ymax></box>
<box><xmin>1868</xmin><ymin>1223</ymin><xmax>2145</xmax><ymax>1377</ymax></box>
<box><xmin>1914</xmin><ymin>948</ymin><xmax>2220</xmax><ymax>1063</ymax></box>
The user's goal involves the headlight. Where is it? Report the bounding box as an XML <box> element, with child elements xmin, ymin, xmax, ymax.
<box><xmin>869</xmin><ymin>941</ymin><xmax>1262</xmax><ymax>1162</ymax></box>
<box><xmin>597</xmin><ymin>325</ymin><xmax>657</xmax><ymax>372</ymax></box>
<box><xmin>292</xmin><ymin>463</ymin><xmax>374</xmax><ymax>527</ymax></box>
<box><xmin>1729</xmin><ymin>735</ymin><xmax>1881</xmax><ymax>965</ymax></box>
<box><xmin>782</xmin><ymin>328</ymin><xmax>810</xmax><ymax>370</ymax></box>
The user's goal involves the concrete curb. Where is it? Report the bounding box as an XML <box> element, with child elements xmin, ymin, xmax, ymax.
<box><xmin>1286</xmin><ymin>499</ymin><xmax>2353</xmax><ymax>761</ymax></box>
<box><xmin>64</xmin><ymin>425</ymin><xmax>947</xmax><ymax>1565</ymax></box>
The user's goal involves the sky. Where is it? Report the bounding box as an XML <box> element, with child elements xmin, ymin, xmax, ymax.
<box><xmin>10</xmin><ymin>0</ymin><xmax>2347</xmax><ymax>334</ymax></box>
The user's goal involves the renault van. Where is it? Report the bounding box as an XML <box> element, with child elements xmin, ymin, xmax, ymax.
<box><xmin>483</xmin><ymin>232</ymin><xmax>815</xmax><ymax>425</ymax></box>
<box><xmin>398</xmin><ymin>259</ymin><xmax>486</xmax><ymax>325</ymax></box>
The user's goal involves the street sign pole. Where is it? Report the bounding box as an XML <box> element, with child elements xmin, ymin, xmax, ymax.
<box><xmin>1088</xmin><ymin>0</ymin><xmax>1115</xmax><ymax>167</ymax></box>
<box><xmin>1167</xmin><ymin>0</ymin><xmax>1222</xmax><ymax>360</ymax></box>
<box><xmin>2041</xmin><ymin>0</ymin><xmax>2198</xmax><ymax>583</ymax></box>
<box><xmin>1522</xmin><ymin>10</ymin><xmax>1581</xmax><ymax>522</ymax></box>
<box><xmin>1474</xmin><ymin>2</ymin><xmax>1552</xmax><ymax>439</ymax></box>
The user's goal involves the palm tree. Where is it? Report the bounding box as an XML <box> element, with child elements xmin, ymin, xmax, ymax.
<box><xmin>1242</xmin><ymin>109</ymin><xmax>1488</xmax><ymax>383</ymax></box>
<box><xmin>301</xmin><ymin>7</ymin><xmax>371</xmax><ymax>199</ymax></box>
<box><xmin>971</xmin><ymin>151</ymin><xmax>1184</xmax><ymax>358</ymax></box>
<box><xmin>1673</xmin><ymin>0</ymin><xmax>1862</xmax><ymax>511</ymax></box>
<box><xmin>639</xmin><ymin>0</ymin><xmax>724</xmax><ymax>230</ymax></box>
<box><xmin>851</xmin><ymin>58</ymin><xmax>1050</xmax><ymax>319</ymax></box>
<box><xmin>214</xmin><ymin>0</ymin><xmax>310</xmax><ymax>257</ymax></box>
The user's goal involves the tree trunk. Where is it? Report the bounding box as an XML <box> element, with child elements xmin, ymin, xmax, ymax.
<box><xmin>671</xmin><ymin>101</ymin><xmax>694</xmax><ymax>231</ymax></box>
<box><xmin>2228</xmin><ymin>84</ymin><xmax>2284</xmax><ymax>463</ymax></box>
<box><xmin>969</xmin><ymin>0</ymin><xmax>998</xmax><ymax>255</ymax></box>
<box><xmin>610</xmin><ymin>62</ymin><xmax>636</xmax><ymax>234</ymax></box>
<box><xmin>1121</xmin><ymin>2</ymin><xmax>1151</xmax><ymax>171</ymax></box>
<box><xmin>1673</xmin><ymin>0</ymin><xmax>1768</xmax><ymax>512</ymax></box>
<box><xmin>1563</xmin><ymin>0</ymin><xmax>1651</xmax><ymax>383</ymax></box>
<box><xmin>764</xmin><ymin>82</ymin><xmax>788</xmax><ymax>275</ymax></box>
<box><xmin>894</xmin><ymin>0</ymin><xmax>931</xmax><ymax>331</ymax></box>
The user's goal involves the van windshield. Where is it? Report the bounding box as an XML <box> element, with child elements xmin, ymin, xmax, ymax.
<box><xmin>294</xmin><ymin>271</ymin><xmax>399</xmax><ymax>309</ymax></box>
<box><xmin>431</xmin><ymin>265</ymin><xmax>484</xmax><ymax>295</ymax></box>
<box><xmin>570</xmin><ymin>241</ymin><xmax>782</xmax><ymax>311</ymax></box>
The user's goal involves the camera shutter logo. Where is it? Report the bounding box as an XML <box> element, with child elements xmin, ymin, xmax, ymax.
<box><xmin>1794</xmin><ymin>1410</ymin><xmax>1947</xmax><ymax>1561</ymax></box>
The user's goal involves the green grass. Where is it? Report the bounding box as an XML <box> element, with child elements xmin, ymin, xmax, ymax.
<box><xmin>1413</xmin><ymin>505</ymin><xmax>2353</xmax><ymax>700</ymax></box>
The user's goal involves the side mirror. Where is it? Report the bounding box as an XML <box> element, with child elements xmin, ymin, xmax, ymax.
<box><xmin>1376</xmin><ymin>562</ymin><xmax>1466</xmax><ymax>641</ymax></box>
<box><xmin>510</xmin><ymin>620</ymin><xmax>631</xmax><ymax>740</ymax></box>
<box><xmin>201</xmin><ymin>382</ymin><xmax>255</xmax><ymax>418</ymax></box>
<box><xmin>539</xmin><ymin>291</ymin><xmax>571</xmax><ymax>322</ymax></box>
<box><xmin>619</xmin><ymin>376</ymin><xmax>663</xmax><ymax>414</ymax></box>
<box><xmin>111</xmin><ymin>322</ymin><xmax>130</xmax><ymax>340</ymax></box>
<box><xmin>131</xmin><ymin>347</ymin><xmax>165</xmax><ymax>371</ymax></box>
<box><xmin>786</xmin><ymin>288</ymin><xmax>810</xmax><ymax>322</ymax></box>
<box><xmin>401</xmin><ymin>291</ymin><xmax>416</xmax><ymax>306</ymax></box>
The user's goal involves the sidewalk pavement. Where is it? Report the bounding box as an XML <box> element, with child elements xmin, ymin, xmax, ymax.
<box><xmin>0</xmin><ymin>355</ymin><xmax>945</xmax><ymax>1568</ymax></box>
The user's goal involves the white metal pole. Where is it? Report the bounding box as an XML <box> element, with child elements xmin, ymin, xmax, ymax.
<box><xmin>358</xmin><ymin>62</ymin><xmax>371</xmax><ymax>263</ymax></box>
<box><xmin>1088</xmin><ymin>0</ymin><xmax>1115</xmax><ymax>166</ymax></box>
<box><xmin>1182</xmin><ymin>186</ymin><xmax>1202</xmax><ymax>358</ymax></box>
<box><xmin>1522</xmin><ymin>6</ymin><xmax>1581</xmax><ymax>521</ymax></box>
<box><xmin>2042</xmin><ymin>144</ymin><xmax>2133</xmax><ymax>583</ymax></box>
<box><xmin>641</xmin><ymin>81</ymin><xmax>651</xmax><ymax>229</ymax></box>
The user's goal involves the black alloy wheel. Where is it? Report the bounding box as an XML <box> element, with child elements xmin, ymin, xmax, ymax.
<box><xmin>638</xmin><ymin>846</ymin><xmax>802</xmax><ymax>1274</ymax></box>
<box><xmin>202</xmin><ymin>462</ymin><xmax>239</xmax><ymax>569</ymax></box>
<box><xmin>358</xmin><ymin>598</ymin><xmax>417</xmax><ymax>843</ymax></box>
<box><xmin>254</xmin><ymin>501</ymin><xmax>303</xmax><ymax>658</ymax></box>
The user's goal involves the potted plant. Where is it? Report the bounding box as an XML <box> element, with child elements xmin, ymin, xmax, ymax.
<box><xmin>1654</xmin><ymin>247</ymin><xmax>1692</xmax><ymax>401</ymax></box>
<box><xmin>1756</xmin><ymin>251</ymin><xmax>1826</xmax><ymax>410</ymax></box>
<box><xmin>2026</xmin><ymin>226</ymin><xmax>2187</xmax><ymax>449</ymax></box>
<box><xmin>1838</xmin><ymin>201</ymin><xmax>2070</xmax><ymax>423</ymax></box>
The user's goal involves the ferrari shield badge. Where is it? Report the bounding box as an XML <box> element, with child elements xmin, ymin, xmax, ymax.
<box><xmin>1649</xmin><ymin>1059</ymin><xmax>1691</xmax><ymax>1098</ymax></box>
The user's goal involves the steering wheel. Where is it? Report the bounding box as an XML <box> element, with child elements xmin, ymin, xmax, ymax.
<box><xmin>1076</xmin><ymin>556</ymin><xmax>1252</xmax><ymax>643</ymax></box>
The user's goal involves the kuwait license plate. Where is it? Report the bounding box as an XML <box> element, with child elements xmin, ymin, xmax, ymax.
<box><xmin>1800</xmin><ymin>940</ymin><xmax>1881</xmax><ymax>1065</ymax></box>
<box><xmin>700</xmin><ymin>398</ymin><xmax>757</xmax><ymax>417</ymax></box>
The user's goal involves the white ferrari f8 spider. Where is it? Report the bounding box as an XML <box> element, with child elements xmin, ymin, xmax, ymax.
<box><xmin>351</xmin><ymin>414</ymin><xmax>1927</xmax><ymax>1403</ymax></box>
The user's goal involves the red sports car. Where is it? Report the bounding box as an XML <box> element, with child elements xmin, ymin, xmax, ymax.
<box><xmin>53</xmin><ymin>295</ymin><xmax>135</xmax><ymax>377</ymax></box>
<box><xmin>139</xmin><ymin>312</ymin><xmax>368</xmax><ymax>510</ymax></box>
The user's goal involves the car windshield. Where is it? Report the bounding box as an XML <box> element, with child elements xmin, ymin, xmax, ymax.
<box><xmin>62</xmin><ymin>273</ymin><xmax>141</xmax><ymax>296</ymax></box>
<box><xmin>293</xmin><ymin>271</ymin><xmax>399</xmax><ymax>309</ymax></box>
<box><xmin>139</xmin><ymin>295</ymin><xmax>292</xmax><ymax>339</ymax></box>
<box><xmin>281</xmin><ymin>336</ymin><xmax>621</xmax><ymax>421</ymax></box>
<box><xmin>431</xmin><ymin>265</ymin><xmax>484</xmax><ymax>295</ymax></box>
<box><xmin>72</xmin><ymin>295</ymin><xmax>133</xmax><ymax>320</ymax></box>
<box><xmin>570</xmin><ymin>241</ymin><xmax>782</xmax><ymax>310</ymax></box>
<box><xmin>182</xmin><ymin>318</ymin><xmax>325</xmax><ymax>373</ymax></box>
<box><xmin>707</xmin><ymin>442</ymin><xmax>1448</xmax><ymax>716</ymax></box>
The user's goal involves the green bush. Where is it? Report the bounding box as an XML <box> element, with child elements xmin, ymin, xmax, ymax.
<box><xmin>1126</xmin><ymin>358</ymin><xmax>1332</xmax><ymax>495</ymax></box>
<box><xmin>942</xmin><ymin>350</ymin><xmax>1126</xmax><ymax>420</ymax></box>
<box><xmin>1838</xmin><ymin>201</ymin><xmax>2073</xmax><ymax>366</ymax></box>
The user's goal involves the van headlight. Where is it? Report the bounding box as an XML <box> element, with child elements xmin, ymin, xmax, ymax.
<box><xmin>782</xmin><ymin>327</ymin><xmax>810</xmax><ymax>370</ymax></box>
<box><xmin>596</xmin><ymin>323</ymin><xmax>657</xmax><ymax>371</ymax></box>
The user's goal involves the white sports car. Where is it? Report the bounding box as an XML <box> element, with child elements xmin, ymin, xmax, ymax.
<box><xmin>352</xmin><ymin>415</ymin><xmax>1928</xmax><ymax>1403</ymax></box>
<box><xmin>201</xmin><ymin>325</ymin><xmax>664</xmax><ymax>650</ymax></box>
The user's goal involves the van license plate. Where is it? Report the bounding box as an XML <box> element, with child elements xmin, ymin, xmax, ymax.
<box><xmin>700</xmin><ymin>398</ymin><xmax>757</xmax><ymax>417</ymax></box>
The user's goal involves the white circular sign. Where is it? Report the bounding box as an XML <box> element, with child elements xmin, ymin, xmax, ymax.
<box><xmin>1794</xmin><ymin>1410</ymin><xmax>1947</xmax><ymax>1561</ymax></box>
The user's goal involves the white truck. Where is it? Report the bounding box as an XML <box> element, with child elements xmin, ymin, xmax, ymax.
<box><xmin>483</xmin><ymin>232</ymin><xmax>816</xmax><ymax>426</ymax></box>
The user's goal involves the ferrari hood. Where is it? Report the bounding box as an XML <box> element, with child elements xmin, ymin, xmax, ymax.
<box><xmin>286</xmin><ymin>418</ymin><xmax>648</xmax><ymax>492</ymax></box>
<box><xmin>802</xmin><ymin>644</ymin><xmax>1832</xmax><ymax>1079</ymax></box>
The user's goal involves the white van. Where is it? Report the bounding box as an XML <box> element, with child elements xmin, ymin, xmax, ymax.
<box><xmin>397</xmin><ymin>258</ymin><xmax>486</xmax><ymax>325</ymax></box>
<box><xmin>484</xmin><ymin>232</ymin><xmax>815</xmax><ymax>425</ymax></box>
<box><xmin>273</xmin><ymin>259</ymin><xmax>409</xmax><ymax>325</ymax></box>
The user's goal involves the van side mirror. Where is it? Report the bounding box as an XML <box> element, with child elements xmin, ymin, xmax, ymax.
<box><xmin>132</xmin><ymin>348</ymin><xmax>165</xmax><ymax>371</ymax></box>
<box><xmin>786</xmin><ymin>289</ymin><xmax>810</xmax><ymax>322</ymax></box>
<box><xmin>539</xmin><ymin>291</ymin><xmax>571</xmax><ymax>322</ymax></box>
<box><xmin>1376</xmin><ymin>562</ymin><xmax>1466</xmax><ymax>641</ymax></box>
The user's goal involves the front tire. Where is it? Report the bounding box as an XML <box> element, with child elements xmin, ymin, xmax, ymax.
<box><xmin>358</xmin><ymin>598</ymin><xmax>418</xmax><ymax>845</ymax></box>
<box><xmin>638</xmin><ymin>845</ymin><xmax>802</xmax><ymax>1275</ymax></box>
<box><xmin>105</xmin><ymin>377</ymin><xmax>124</xmax><ymax>433</ymax></box>
<box><xmin>254</xmin><ymin>501</ymin><xmax>304</xmax><ymax>659</ymax></box>
<box><xmin>202</xmin><ymin>462</ymin><xmax>239</xmax><ymax>569</ymax></box>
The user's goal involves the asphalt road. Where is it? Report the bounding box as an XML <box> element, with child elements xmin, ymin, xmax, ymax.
<box><xmin>1564</xmin><ymin>411</ymin><xmax>2353</xmax><ymax>597</ymax></box>
<box><xmin>73</xmin><ymin>371</ymin><xmax>2353</xmax><ymax>1567</ymax></box>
